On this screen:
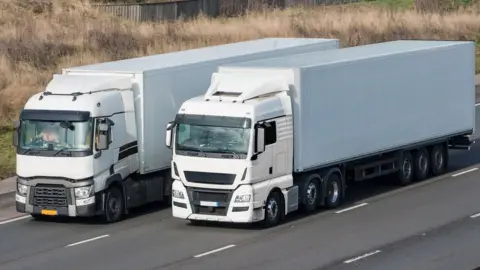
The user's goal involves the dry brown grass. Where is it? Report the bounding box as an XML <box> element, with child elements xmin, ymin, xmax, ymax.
<box><xmin>0</xmin><ymin>0</ymin><xmax>479</xmax><ymax>178</ymax></box>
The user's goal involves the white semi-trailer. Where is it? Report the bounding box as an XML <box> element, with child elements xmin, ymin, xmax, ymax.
<box><xmin>167</xmin><ymin>40</ymin><xmax>476</xmax><ymax>227</ymax></box>
<box><xmin>13</xmin><ymin>38</ymin><xmax>340</xmax><ymax>223</ymax></box>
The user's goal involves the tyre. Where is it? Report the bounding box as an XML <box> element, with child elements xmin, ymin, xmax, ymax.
<box><xmin>413</xmin><ymin>147</ymin><xmax>430</xmax><ymax>181</ymax></box>
<box><xmin>324</xmin><ymin>173</ymin><xmax>343</xmax><ymax>209</ymax></box>
<box><xmin>397</xmin><ymin>151</ymin><xmax>413</xmax><ymax>186</ymax></box>
<box><xmin>262</xmin><ymin>190</ymin><xmax>282</xmax><ymax>228</ymax></box>
<box><xmin>430</xmin><ymin>144</ymin><xmax>446</xmax><ymax>176</ymax></box>
<box><xmin>302</xmin><ymin>176</ymin><xmax>320</xmax><ymax>213</ymax></box>
<box><xmin>101</xmin><ymin>185</ymin><xmax>125</xmax><ymax>223</ymax></box>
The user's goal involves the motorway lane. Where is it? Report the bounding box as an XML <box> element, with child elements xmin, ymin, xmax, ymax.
<box><xmin>0</xmin><ymin>105</ymin><xmax>478</xmax><ymax>269</ymax></box>
<box><xmin>327</xmin><ymin>216</ymin><xmax>480</xmax><ymax>270</ymax></box>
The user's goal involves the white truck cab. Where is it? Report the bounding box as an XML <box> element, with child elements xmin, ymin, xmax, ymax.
<box><xmin>14</xmin><ymin>74</ymin><xmax>137</xmax><ymax>221</ymax></box>
<box><xmin>167</xmin><ymin>71</ymin><xmax>296</xmax><ymax>226</ymax></box>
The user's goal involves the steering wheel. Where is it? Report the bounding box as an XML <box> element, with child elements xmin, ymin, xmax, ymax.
<box><xmin>30</xmin><ymin>137</ymin><xmax>45</xmax><ymax>145</ymax></box>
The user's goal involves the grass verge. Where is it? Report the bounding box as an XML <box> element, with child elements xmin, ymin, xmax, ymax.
<box><xmin>0</xmin><ymin>125</ymin><xmax>14</xmax><ymax>179</ymax></box>
<box><xmin>0</xmin><ymin>0</ymin><xmax>479</xmax><ymax>179</ymax></box>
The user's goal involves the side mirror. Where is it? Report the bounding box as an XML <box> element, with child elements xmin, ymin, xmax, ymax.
<box><xmin>12</xmin><ymin>120</ymin><xmax>20</xmax><ymax>147</ymax></box>
<box><xmin>255</xmin><ymin>126</ymin><xmax>265</xmax><ymax>153</ymax></box>
<box><xmin>14</xmin><ymin>120</ymin><xmax>20</xmax><ymax>129</ymax></box>
<box><xmin>96</xmin><ymin>121</ymin><xmax>111</xmax><ymax>151</ymax></box>
<box><xmin>165</xmin><ymin>121</ymin><xmax>174</xmax><ymax>149</ymax></box>
<box><xmin>98</xmin><ymin>123</ymin><xmax>109</xmax><ymax>132</ymax></box>
<box><xmin>97</xmin><ymin>133</ymin><xmax>109</xmax><ymax>150</ymax></box>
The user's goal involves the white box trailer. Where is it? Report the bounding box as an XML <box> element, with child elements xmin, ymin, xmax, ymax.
<box><xmin>220</xmin><ymin>39</ymin><xmax>476</xmax><ymax>172</ymax></box>
<box><xmin>168</xmin><ymin>40</ymin><xmax>475</xmax><ymax>227</ymax></box>
<box><xmin>13</xmin><ymin>37</ymin><xmax>340</xmax><ymax>223</ymax></box>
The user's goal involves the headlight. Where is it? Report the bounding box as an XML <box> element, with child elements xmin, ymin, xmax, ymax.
<box><xmin>17</xmin><ymin>183</ymin><xmax>27</xmax><ymax>196</ymax></box>
<box><xmin>74</xmin><ymin>185</ymin><xmax>94</xmax><ymax>199</ymax></box>
<box><xmin>172</xmin><ymin>189</ymin><xmax>184</xmax><ymax>199</ymax></box>
<box><xmin>234</xmin><ymin>194</ymin><xmax>251</xmax><ymax>203</ymax></box>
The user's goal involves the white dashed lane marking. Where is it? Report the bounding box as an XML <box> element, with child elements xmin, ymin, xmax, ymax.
<box><xmin>343</xmin><ymin>250</ymin><xmax>381</xmax><ymax>264</ymax></box>
<box><xmin>335</xmin><ymin>203</ymin><xmax>369</xmax><ymax>214</ymax></box>
<box><xmin>193</xmin><ymin>244</ymin><xmax>236</xmax><ymax>258</ymax></box>
<box><xmin>66</xmin><ymin>235</ymin><xmax>110</xmax><ymax>247</ymax></box>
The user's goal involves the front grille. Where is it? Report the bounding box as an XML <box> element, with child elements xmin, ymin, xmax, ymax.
<box><xmin>187</xmin><ymin>188</ymin><xmax>233</xmax><ymax>216</ymax></box>
<box><xmin>34</xmin><ymin>186</ymin><xmax>66</xmax><ymax>198</ymax></box>
<box><xmin>193</xmin><ymin>191</ymin><xmax>230</xmax><ymax>202</ymax></box>
<box><xmin>33</xmin><ymin>185</ymin><xmax>68</xmax><ymax>208</ymax></box>
<box><xmin>184</xmin><ymin>171</ymin><xmax>236</xmax><ymax>185</ymax></box>
<box><xmin>34</xmin><ymin>197</ymin><xmax>67</xmax><ymax>207</ymax></box>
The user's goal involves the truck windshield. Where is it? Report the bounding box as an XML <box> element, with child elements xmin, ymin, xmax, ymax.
<box><xmin>19</xmin><ymin>120</ymin><xmax>93</xmax><ymax>152</ymax></box>
<box><xmin>174</xmin><ymin>115</ymin><xmax>251</xmax><ymax>158</ymax></box>
<box><xmin>176</xmin><ymin>125</ymin><xmax>250</xmax><ymax>156</ymax></box>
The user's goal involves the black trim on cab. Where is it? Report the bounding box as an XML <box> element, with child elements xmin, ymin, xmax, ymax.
<box><xmin>118</xmin><ymin>141</ymin><xmax>138</xmax><ymax>161</ymax></box>
<box><xmin>17</xmin><ymin>148</ymin><xmax>93</xmax><ymax>157</ymax></box>
<box><xmin>20</xmin><ymin>109</ymin><xmax>91</xmax><ymax>122</ymax></box>
<box><xmin>184</xmin><ymin>171</ymin><xmax>236</xmax><ymax>185</ymax></box>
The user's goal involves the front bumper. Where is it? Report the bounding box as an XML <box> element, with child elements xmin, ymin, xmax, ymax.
<box><xmin>171</xmin><ymin>180</ymin><xmax>264</xmax><ymax>223</ymax></box>
<box><xmin>15</xmin><ymin>178</ymin><xmax>101</xmax><ymax>218</ymax></box>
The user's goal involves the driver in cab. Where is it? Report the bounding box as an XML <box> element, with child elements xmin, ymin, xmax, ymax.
<box><xmin>36</xmin><ymin>124</ymin><xmax>60</xmax><ymax>143</ymax></box>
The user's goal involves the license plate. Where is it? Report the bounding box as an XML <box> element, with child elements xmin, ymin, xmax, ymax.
<box><xmin>41</xmin><ymin>209</ymin><xmax>57</xmax><ymax>216</ymax></box>
<box><xmin>200</xmin><ymin>201</ymin><xmax>219</xmax><ymax>207</ymax></box>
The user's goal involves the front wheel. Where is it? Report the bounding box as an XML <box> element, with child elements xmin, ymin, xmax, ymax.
<box><xmin>101</xmin><ymin>185</ymin><xmax>125</xmax><ymax>223</ymax></box>
<box><xmin>262</xmin><ymin>191</ymin><xmax>282</xmax><ymax>228</ymax></box>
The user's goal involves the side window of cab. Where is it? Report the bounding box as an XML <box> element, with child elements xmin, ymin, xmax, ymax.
<box><xmin>264</xmin><ymin>121</ymin><xmax>277</xmax><ymax>146</ymax></box>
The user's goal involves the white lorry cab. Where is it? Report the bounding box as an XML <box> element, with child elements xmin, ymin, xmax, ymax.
<box><xmin>167</xmin><ymin>40</ymin><xmax>476</xmax><ymax>227</ymax></box>
<box><xmin>13</xmin><ymin>38</ymin><xmax>340</xmax><ymax>223</ymax></box>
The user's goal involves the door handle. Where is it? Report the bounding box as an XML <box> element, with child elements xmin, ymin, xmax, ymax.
<box><xmin>269</xmin><ymin>167</ymin><xmax>273</xmax><ymax>174</ymax></box>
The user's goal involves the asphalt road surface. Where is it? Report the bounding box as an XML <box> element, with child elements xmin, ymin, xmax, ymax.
<box><xmin>0</xmin><ymin>109</ymin><xmax>479</xmax><ymax>269</ymax></box>
<box><xmin>327</xmin><ymin>216</ymin><xmax>480</xmax><ymax>270</ymax></box>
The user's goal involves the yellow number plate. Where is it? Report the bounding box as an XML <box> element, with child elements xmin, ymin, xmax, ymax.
<box><xmin>41</xmin><ymin>209</ymin><xmax>57</xmax><ymax>216</ymax></box>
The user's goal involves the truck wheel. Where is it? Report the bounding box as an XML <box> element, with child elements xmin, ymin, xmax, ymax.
<box><xmin>413</xmin><ymin>147</ymin><xmax>430</xmax><ymax>181</ymax></box>
<box><xmin>324</xmin><ymin>173</ymin><xmax>343</xmax><ymax>209</ymax></box>
<box><xmin>262</xmin><ymin>190</ymin><xmax>282</xmax><ymax>228</ymax></box>
<box><xmin>430</xmin><ymin>144</ymin><xmax>446</xmax><ymax>176</ymax></box>
<box><xmin>102</xmin><ymin>185</ymin><xmax>125</xmax><ymax>223</ymax></box>
<box><xmin>302</xmin><ymin>176</ymin><xmax>320</xmax><ymax>213</ymax></box>
<box><xmin>397</xmin><ymin>151</ymin><xmax>413</xmax><ymax>186</ymax></box>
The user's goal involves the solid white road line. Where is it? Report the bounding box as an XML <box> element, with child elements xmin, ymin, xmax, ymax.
<box><xmin>66</xmin><ymin>235</ymin><xmax>110</xmax><ymax>247</ymax></box>
<box><xmin>451</xmin><ymin>168</ymin><xmax>478</xmax><ymax>177</ymax></box>
<box><xmin>343</xmin><ymin>250</ymin><xmax>381</xmax><ymax>264</ymax></box>
<box><xmin>193</xmin><ymin>244</ymin><xmax>236</xmax><ymax>258</ymax></box>
<box><xmin>335</xmin><ymin>202</ymin><xmax>369</xmax><ymax>214</ymax></box>
<box><xmin>470</xmin><ymin>212</ymin><xmax>480</xmax><ymax>219</ymax></box>
<box><xmin>0</xmin><ymin>215</ymin><xmax>30</xmax><ymax>225</ymax></box>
